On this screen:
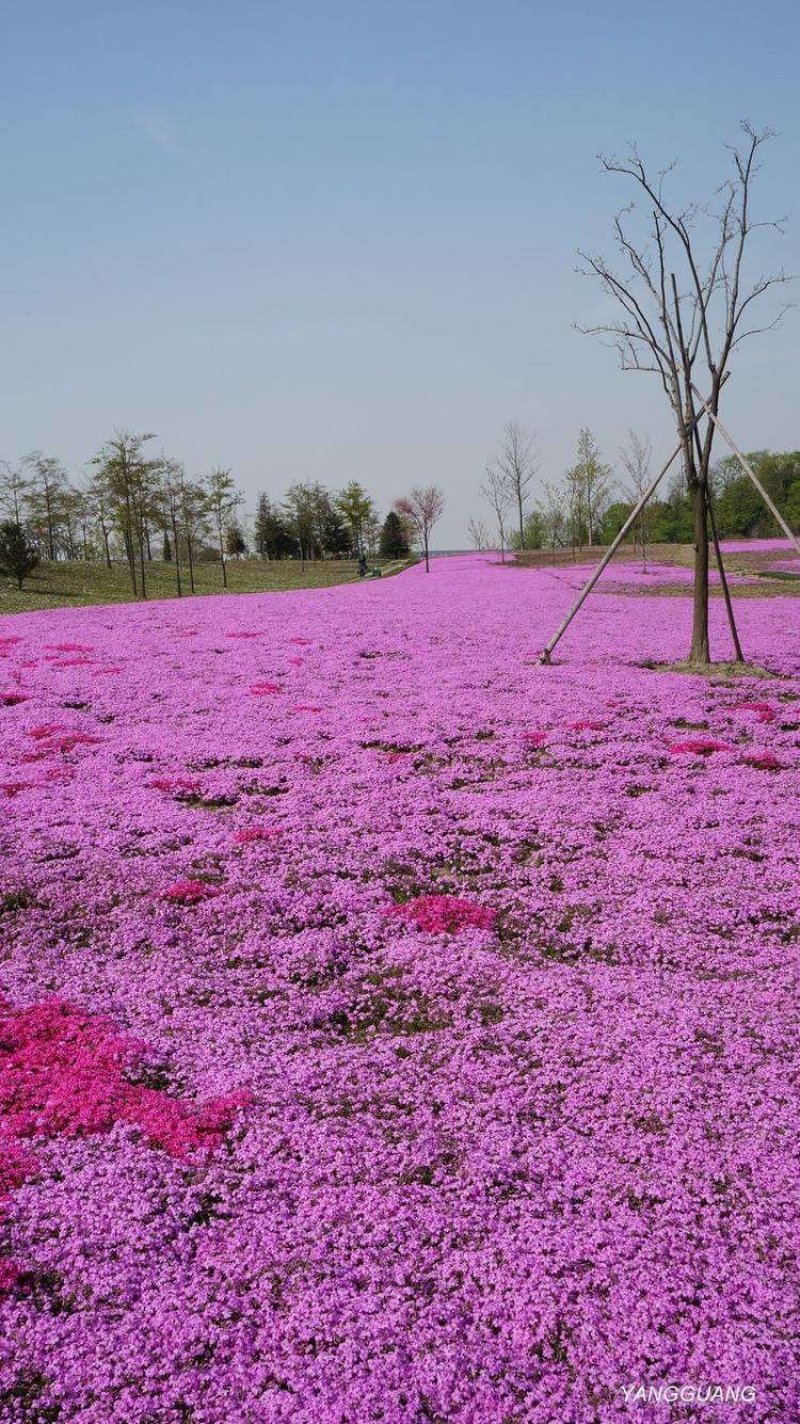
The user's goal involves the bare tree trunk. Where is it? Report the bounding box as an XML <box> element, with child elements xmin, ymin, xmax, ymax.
<box><xmin>124</xmin><ymin>529</ymin><xmax>137</xmax><ymax>596</ymax></box>
<box><xmin>171</xmin><ymin>513</ymin><xmax>182</xmax><ymax>597</ymax></box>
<box><xmin>139</xmin><ymin>525</ymin><xmax>147</xmax><ymax>600</ymax></box>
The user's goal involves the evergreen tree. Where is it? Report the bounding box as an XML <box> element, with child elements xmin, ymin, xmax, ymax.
<box><xmin>379</xmin><ymin>510</ymin><xmax>411</xmax><ymax>559</ymax></box>
<box><xmin>0</xmin><ymin>521</ymin><xmax>40</xmax><ymax>589</ymax></box>
<box><xmin>226</xmin><ymin>523</ymin><xmax>247</xmax><ymax>558</ymax></box>
<box><xmin>254</xmin><ymin>494</ymin><xmax>297</xmax><ymax>559</ymax></box>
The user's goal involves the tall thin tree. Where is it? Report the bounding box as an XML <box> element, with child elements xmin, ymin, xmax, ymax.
<box><xmin>494</xmin><ymin>421</ymin><xmax>538</xmax><ymax>551</ymax></box>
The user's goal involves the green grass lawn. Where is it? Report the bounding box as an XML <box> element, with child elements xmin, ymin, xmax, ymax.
<box><xmin>0</xmin><ymin>558</ymin><xmax>386</xmax><ymax>614</ymax></box>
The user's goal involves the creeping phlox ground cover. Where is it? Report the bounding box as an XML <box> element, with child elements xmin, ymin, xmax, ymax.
<box><xmin>0</xmin><ymin>554</ymin><xmax>798</xmax><ymax>1423</ymax></box>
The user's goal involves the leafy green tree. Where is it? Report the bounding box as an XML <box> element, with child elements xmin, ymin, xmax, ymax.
<box><xmin>565</xmin><ymin>430</ymin><xmax>614</xmax><ymax>548</ymax></box>
<box><xmin>785</xmin><ymin>479</ymin><xmax>800</xmax><ymax>531</ymax></box>
<box><xmin>336</xmin><ymin>482</ymin><xmax>375</xmax><ymax>558</ymax></box>
<box><xmin>205</xmin><ymin>468</ymin><xmax>244</xmax><ymax>588</ymax></box>
<box><xmin>284</xmin><ymin>483</ymin><xmax>320</xmax><ymax>563</ymax></box>
<box><xmin>0</xmin><ymin>521</ymin><xmax>39</xmax><ymax>589</ymax></box>
<box><xmin>90</xmin><ymin>431</ymin><xmax>159</xmax><ymax>597</ymax></box>
<box><xmin>23</xmin><ymin>452</ymin><xmax>70</xmax><ymax>561</ymax></box>
<box><xmin>599</xmin><ymin>501</ymin><xmax>633</xmax><ymax>545</ymax></box>
<box><xmin>510</xmin><ymin>510</ymin><xmax>545</xmax><ymax>550</ymax></box>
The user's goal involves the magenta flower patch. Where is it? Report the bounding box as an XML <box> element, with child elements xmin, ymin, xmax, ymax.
<box><xmin>734</xmin><ymin>699</ymin><xmax>777</xmax><ymax>724</ymax></box>
<box><xmin>0</xmin><ymin>997</ymin><xmax>247</xmax><ymax>1291</ymax></box>
<box><xmin>388</xmin><ymin>894</ymin><xmax>497</xmax><ymax>934</ymax></box>
<box><xmin>161</xmin><ymin>879</ymin><xmax>219</xmax><ymax>905</ymax></box>
<box><xmin>249</xmin><ymin>680</ymin><xmax>282</xmax><ymax>695</ymax></box>
<box><xmin>742</xmin><ymin>750</ymin><xmax>783</xmax><ymax>771</ymax></box>
<box><xmin>150</xmin><ymin>775</ymin><xmax>202</xmax><ymax>798</ymax></box>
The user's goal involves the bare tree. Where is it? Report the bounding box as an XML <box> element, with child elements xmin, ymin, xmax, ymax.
<box><xmin>0</xmin><ymin>462</ymin><xmax>32</xmax><ymax>526</ymax></box>
<box><xmin>494</xmin><ymin>421</ymin><xmax>538</xmax><ymax>550</ymax></box>
<box><xmin>178</xmin><ymin>473</ymin><xmax>208</xmax><ymax>595</ymax></box>
<box><xmin>157</xmin><ymin>459</ymin><xmax>189</xmax><ymax>596</ymax></box>
<box><xmin>578</xmin><ymin>122</ymin><xmax>791</xmax><ymax>663</ymax></box>
<box><xmin>83</xmin><ymin>467</ymin><xmax>116</xmax><ymax>569</ymax></box>
<box><xmin>538</xmin><ymin>482</ymin><xmax>567</xmax><ymax>564</ymax></box>
<box><xmin>467</xmin><ymin>517</ymin><xmax>489</xmax><ymax>551</ymax></box>
<box><xmin>394</xmin><ymin>485</ymin><xmax>445</xmax><ymax>573</ymax></box>
<box><xmin>564</xmin><ymin>462</ymin><xmax>586</xmax><ymax>556</ymax></box>
<box><xmin>480</xmin><ymin>460</ymin><xmax>513</xmax><ymax>562</ymax></box>
<box><xmin>619</xmin><ymin>430</ymin><xmax>653</xmax><ymax>570</ymax></box>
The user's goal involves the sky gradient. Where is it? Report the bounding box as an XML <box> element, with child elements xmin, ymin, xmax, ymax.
<box><xmin>2</xmin><ymin>0</ymin><xmax>799</xmax><ymax>546</ymax></box>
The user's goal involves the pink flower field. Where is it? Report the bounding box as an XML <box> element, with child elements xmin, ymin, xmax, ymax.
<box><xmin>1</xmin><ymin>555</ymin><xmax>798</xmax><ymax>1422</ymax></box>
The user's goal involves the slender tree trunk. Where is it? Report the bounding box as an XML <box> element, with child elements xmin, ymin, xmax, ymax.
<box><xmin>171</xmin><ymin>513</ymin><xmax>182</xmax><ymax>596</ymax></box>
<box><xmin>124</xmin><ymin>528</ymin><xmax>138</xmax><ymax>596</ymax></box>
<box><xmin>517</xmin><ymin>495</ymin><xmax>525</xmax><ymax>551</ymax></box>
<box><xmin>46</xmin><ymin>491</ymin><xmax>55</xmax><ymax>561</ymax></box>
<box><xmin>689</xmin><ymin>477</ymin><xmax>710</xmax><ymax>664</ymax></box>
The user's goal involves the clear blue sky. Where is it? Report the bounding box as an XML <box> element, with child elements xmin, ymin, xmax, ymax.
<box><xmin>3</xmin><ymin>0</ymin><xmax>799</xmax><ymax>545</ymax></box>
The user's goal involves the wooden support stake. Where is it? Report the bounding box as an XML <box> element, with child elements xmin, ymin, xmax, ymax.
<box><xmin>706</xmin><ymin>482</ymin><xmax>745</xmax><ymax>662</ymax></box>
<box><xmin>539</xmin><ymin>440</ymin><xmax>682</xmax><ymax>663</ymax></box>
<box><xmin>690</xmin><ymin>384</ymin><xmax>800</xmax><ymax>556</ymax></box>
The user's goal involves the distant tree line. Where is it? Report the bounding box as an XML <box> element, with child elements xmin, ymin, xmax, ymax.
<box><xmin>479</xmin><ymin>421</ymin><xmax>800</xmax><ymax>565</ymax></box>
<box><xmin>0</xmin><ymin>434</ymin><xmax>425</xmax><ymax>595</ymax></box>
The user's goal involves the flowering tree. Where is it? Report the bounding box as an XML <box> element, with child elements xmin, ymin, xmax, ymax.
<box><xmin>394</xmin><ymin>485</ymin><xmax>445</xmax><ymax>573</ymax></box>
